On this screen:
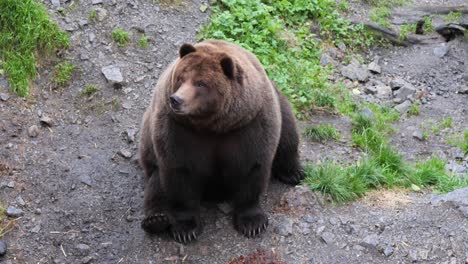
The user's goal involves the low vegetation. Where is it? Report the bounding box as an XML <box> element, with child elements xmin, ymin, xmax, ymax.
<box><xmin>112</xmin><ymin>28</ymin><xmax>130</xmax><ymax>47</ymax></box>
<box><xmin>0</xmin><ymin>0</ymin><xmax>70</xmax><ymax>96</ymax></box>
<box><xmin>89</xmin><ymin>9</ymin><xmax>97</xmax><ymax>22</ymax></box>
<box><xmin>303</xmin><ymin>124</ymin><xmax>340</xmax><ymax>142</ymax></box>
<box><xmin>54</xmin><ymin>62</ymin><xmax>75</xmax><ymax>87</ymax></box>
<box><xmin>81</xmin><ymin>84</ymin><xmax>99</xmax><ymax>96</ymax></box>
<box><xmin>444</xmin><ymin>11</ymin><xmax>462</xmax><ymax>23</ymax></box>
<box><xmin>369</xmin><ymin>7</ymin><xmax>392</xmax><ymax>28</ymax></box>
<box><xmin>399</xmin><ymin>23</ymin><xmax>417</xmax><ymax>41</ymax></box>
<box><xmin>408</xmin><ymin>102</ymin><xmax>420</xmax><ymax>116</ymax></box>
<box><xmin>138</xmin><ymin>35</ymin><xmax>150</xmax><ymax>48</ymax></box>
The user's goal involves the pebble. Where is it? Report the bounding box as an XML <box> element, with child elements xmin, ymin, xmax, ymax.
<box><xmin>360</xmin><ymin>234</ymin><xmax>379</xmax><ymax>250</ymax></box>
<box><xmin>16</xmin><ymin>196</ymin><xmax>26</xmax><ymax>206</ymax></box>
<box><xmin>102</xmin><ymin>65</ymin><xmax>124</xmax><ymax>88</ymax></box>
<box><xmin>31</xmin><ymin>224</ymin><xmax>41</xmax><ymax>233</ymax></box>
<box><xmin>0</xmin><ymin>93</ymin><xmax>9</xmax><ymax>101</ymax></box>
<box><xmin>434</xmin><ymin>45</ymin><xmax>449</xmax><ymax>58</ymax></box>
<box><xmin>360</xmin><ymin>107</ymin><xmax>374</xmax><ymax>120</ymax></box>
<box><xmin>321</xmin><ymin>232</ymin><xmax>335</xmax><ymax>244</ymax></box>
<box><xmin>76</xmin><ymin>243</ymin><xmax>91</xmax><ymax>256</ymax></box>
<box><xmin>6</xmin><ymin>206</ymin><xmax>24</xmax><ymax>217</ymax></box>
<box><xmin>80</xmin><ymin>175</ymin><xmax>93</xmax><ymax>186</ymax></box>
<box><xmin>40</xmin><ymin>115</ymin><xmax>54</xmax><ymax>127</ymax></box>
<box><xmin>394</xmin><ymin>100</ymin><xmax>412</xmax><ymax>113</ymax></box>
<box><xmin>92</xmin><ymin>0</ymin><xmax>103</xmax><ymax>4</ymax></box>
<box><xmin>126</xmin><ymin>128</ymin><xmax>136</xmax><ymax>143</ymax></box>
<box><xmin>118</xmin><ymin>149</ymin><xmax>132</xmax><ymax>159</ymax></box>
<box><xmin>81</xmin><ymin>256</ymin><xmax>95</xmax><ymax>264</ymax></box>
<box><xmin>412</xmin><ymin>130</ymin><xmax>425</xmax><ymax>141</ymax></box>
<box><xmin>94</xmin><ymin>7</ymin><xmax>108</xmax><ymax>22</ymax></box>
<box><xmin>368</xmin><ymin>59</ymin><xmax>382</xmax><ymax>74</ymax></box>
<box><xmin>50</xmin><ymin>0</ymin><xmax>60</xmax><ymax>8</ymax></box>
<box><xmin>274</xmin><ymin>216</ymin><xmax>293</xmax><ymax>236</ymax></box>
<box><xmin>383</xmin><ymin>245</ymin><xmax>394</xmax><ymax>257</ymax></box>
<box><xmin>341</xmin><ymin>59</ymin><xmax>369</xmax><ymax>82</ymax></box>
<box><xmin>0</xmin><ymin>240</ymin><xmax>7</xmax><ymax>256</ymax></box>
<box><xmin>28</xmin><ymin>125</ymin><xmax>40</xmax><ymax>137</ymax></box>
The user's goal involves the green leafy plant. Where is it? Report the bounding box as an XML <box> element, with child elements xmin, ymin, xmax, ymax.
<box><xmin>138</xmin><ymin>35</ymin><xmax>150</xmax><ymax>48</ymax></box>
<box><xmin>399</xmin><ymin>23</ymin><xmax>417</xmax><ymax>41</ymax></box>
<box><xmin>112</xmin><ymin>28</ymin><xmax>130</xmax><ymax>46</ymax></box>
<box><xmin>408</xmin><ymin>102</ymin><xmax>420</xmax><ymax>116</ymax></box>
<box><xmin>0</xmin><ymin>0</ymin><xmax>70</xmax><ymax>96</ymax></box>
<box><xmin>304</xmin><ymin>124</ymin><xmax>340</xmax><ymax>142</ymax></box>
<box><xmin>369</xmin><ymin>7</ymin><xmax>392</xmax><ymax>28</ymax></box>
<box><xmin>54</xmin><ymin>62</ymin><xmax>75</xmax><ymax>87</ymax></box>
<box><xmin>444</xmin><ymin>11</ymin><xmax>462</xmax><ymax>23</ymax></box>
<box><xmin>423</xmin><ymin>16</ymin><xmax>434</xmax><ymax>33</ymax></box>
<box><xmin>81</xmin><ymin>84</ymin><xmax>99</xmax><ymax>96</ymax></box>
<box><xmin>89</xmin><ymin>9</ymin><xmax>97</xmax><ymax>22</ymax></box>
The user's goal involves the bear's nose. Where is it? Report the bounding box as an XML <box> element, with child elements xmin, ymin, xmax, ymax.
<box><xmin>169</xmin><ymin>95</ymin><xmax>183</xmax><ymax>110</ymax></box>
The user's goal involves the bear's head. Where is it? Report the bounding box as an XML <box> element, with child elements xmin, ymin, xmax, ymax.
<box><xmin>168</xmin><ymin>43</ymin><xmax>240</xmax><ymax>119</ymax></box>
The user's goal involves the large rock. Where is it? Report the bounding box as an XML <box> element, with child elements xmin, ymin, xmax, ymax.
<box><xmin>393</xmin><ymin>80</ymin><xmax>417</xmax><ymax>101</ymax></box>
<box><xmin>431</xmin><ymin>187</ymin><xmax>468</xmax><ymax>217</ymax></box>
<box><xmin>102</xmin><ymin>65</ymin><xmax>124</xmax><ymax>88</ymax></box>
<box><xmin>368</xmin><ymin>57</ymin><xmax>381</xmax><ymax>74</ymax></box>
<box><xmin>341</xmin><ymin>59</ymin><xmax>369</xmax><ymax>82</ymax></box>
<box><xmin>394</xmin><ymin>100</ymin><xmax>412</xmax><ymax>113</ymax></box>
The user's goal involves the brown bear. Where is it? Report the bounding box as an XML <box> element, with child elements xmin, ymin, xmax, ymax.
<box><xmin>139</xmin><ymin>39</ymin><xmax>303</xmax><ymax>244</ymax></box>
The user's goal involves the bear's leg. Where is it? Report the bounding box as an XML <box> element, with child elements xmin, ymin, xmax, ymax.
<box><xmin>164</xmin><ymin>168</ymin><xmax>202</xmax><ymax>244</ymax></box>
<box><xmin>141</xmin><ymin>170</ymin><xmax>171</xmax><ymax>234</ymax></box>
<box><xmin>232</xmin><ymin>164</ymin><xmax>269</xmax><ymax>238</ymax></box>
<box><xmin>272</xmin><ymin>92</ymin><xmax>305</xmax><ymax>185</ymax></box>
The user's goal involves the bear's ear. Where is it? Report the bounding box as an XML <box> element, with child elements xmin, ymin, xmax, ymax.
<box><xmin>220</xmin><ymin>56</ymin><xmax>235</xmax><ymax>80</ymax></box>
<box><xmin>179</xmin><ymin>43</ymin><xmax>196</xmax><ymax>58</ymax></box>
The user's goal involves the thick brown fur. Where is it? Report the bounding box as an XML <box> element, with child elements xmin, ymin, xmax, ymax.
<box><xmin>139</xmin><ymin>39</ymin><xmax>303</xmax><ymax>244</ymax></box>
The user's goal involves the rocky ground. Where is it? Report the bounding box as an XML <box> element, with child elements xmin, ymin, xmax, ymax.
<box><xmin>0</xmin><ymin>0</ymin><xmax>467</xmax><ymax>263</ymax></box>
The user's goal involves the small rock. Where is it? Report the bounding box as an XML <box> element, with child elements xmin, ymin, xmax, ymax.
<box><xmin>320</xmin><ymin>54</ymin><xmax>333</xmax><ymax>66</ymax></box>
<box><xmin>80</xmin><ymin>53</ymin><xmax>90</xmax><ymax>61</ymax></box>
<box><xmin>364</xmin><ymin>86</ymin><xmax>377</xmax><ymax>95</ymax></box>
<box><xmin>16</xmin><ymin>196</ymin><xmax>26</xmax><ymax>206</ymax></box>
<box><xmin>81</xmin><ymin>256</ymin><xmax>95</xmax><ymax>264</ymax></box>
<box><xmin>6</xmin><ymin>206</ymin><xmax>24</xmax><ymax>217</ymax></box>
<box><xmin>279</xmin><ymin>185</ymin><xmax>319</xmax><ymax>211</ymax></box>
<box><xmin>360</xmin><ymin>234</ymin><xmax>379</xmax><ymax>250</ymax></box>
<box><xmin>94</xmin><ymin>7</ymin><xmax>108</xmax><ymax>22</ymax></box>
<box><xmin>31</xmin><ymin>224</ymin><xmax>41</xmax><ymax>233</ymax></box>
<box><xmin>360</xmin><ymin>107</ymin><xmax>374</xmax><ymax>120</ymax></box>
<box><xmin>390</xmin><ymin>77</ymin><xmax>407</xmax><ymax>90</ymax></box>
<box><xmin>341</xmin><ymin>59</ymin><xmax>369</xmax><ymax>82</ymax></box>
<box><xmin>78</xmin><ymin>19</ymin><xmax>88</xmax><ymax>28</ymax></box>
<box><xmin>102</xmin><ymin>65</ymin><xmax>124</xmax><ymax>88</ymax></box>
<box><xmin>303</xmin><ymin>214</ymin><xmax>316</xmax><ymax>223</ymax></box>
<box><xmin>376</xmin><ymin>85</ymin><xmax>392</xmax><ymax>98</ymax></box>
<box><xmin>88</xmin><ymin>32</ymin><xmax>96</xmax><ymax>43</ymax></box>
<box><xmin>6</xmin><ymin>181</ymin><xmax>15</xmax><ymax>188</ymax></box>
<box><xmin>0</xmin><ymin>93</ymin><xmax>9</xmax><ymax>101</ymax></box>
<box><xmin>352</xmin><ymin>89</ymin><xmax>361</xmax><ymax>95</ymax></box>
<box><xmin>274</xmin><ymin>216</ymin><xmax>293</xmax><ymax>236</ymax></box>
<box><xmin>298</xmin><ymin>222</ymin><xmax>310</xmax><ymax>235</ymax></box>
<box><xmin>40</xmin><ymin>116</ymin><xmax>54</xmax><ymax>127</ymax></box>
<box><xmin>383</xmin><ymin>245</ymin><xmax>394</xmax><ymax>257</ymax></box>
<box><xmin>419</xmin><ymin>249</ymin><xmax>429</xmax><ymax>260</ymax></box>
<box><xmin>353</xmin><ymin>245</ymin><xmax>365</xmax><ymax>251</ymax></box>
<box><xmin>76</xmin><ymin>243</ymin><xmax>91</xmax><ymax>256</ymax></box>
<box><xmin>434</xmin><ymin>45</ymin><xmax>449</xmax><ymax>58</ymax></box>
<box><xmin>393</xmin><ymin>82</ymin><xmax>417</xmax><ymax>101</ymax></box>
<box><xmin>126</xmin><ymin>128</ymin><xmax>136</xmax><ymax>143</ymax></box>
<box><xmin>217</xmin><ymin>203</ymin><xmax>232</xmax><ymax>214</ymax></box>
<box><xmin>368</xmin><ymin>59</ymin><xmax>381</xmax><ymax>74</ymax></box>
<box><xmin>28</xmin><ymin>125</ymin><xmax>40</xmax><ymax>138</ymax></box>
<box><xmin>412</xmin><ymin>130</ymin><xmax>425</xmax><ymax>141</ymax></box>
<box><xmin>118</xmin><ymin>149</ymin><xmax>132</xmax><ymax>159</ymax></box>
<box><xmin>409</xmin><ymin>249</ymin><xmax>419</xmax><ymax>262</ymax></box>
<box><xmin>80</xmin><ymin>175</ymin><xmax>93</xmax><ymax>186</ymax></box>
<box><xmin>431</xmin><ymin>187</ymin><xmax>468</xmax><ymax>217</ymax></box>
<box><xmin>321</xmin><ymin>232</ymin><xmax>335</xmax><ymax>244</ymax></box>
<box><xmin>92</xmin><ymin>0</ymin><xmax>103</xmax><ymax>4</ymax></box>
<box><xmin>394</xmin><ymin>100</ymin><xmax>412</xmax><ymax>113</ymax></box>
<box><xmin>338</xmin><ymin>43</ymin><xmax>346</xmax><ymax>52</ymax></box>
<box><xmin>0</xmin><ymin>240</ymin><xmax>7</xmax><ymax>256</ymax></box>
<box><xmin>50</xmin><ymin>0</ymin><xmax>60</xmax><ymax>8</ymax></box>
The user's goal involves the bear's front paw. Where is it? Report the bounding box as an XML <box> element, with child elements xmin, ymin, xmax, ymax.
<box><xmin>276</xmin><ymin>168</ymin><xmax>305</xmax><ymax>186</ymax></box>
<box><xmin>171</xmin><ymin>219</ymin><xmax>202</xmax><ymax>244</ymax></box>
<box><xmin>141</xmin><ymin>213</ymin><xmax>170</xmax><ymax>234</ymax></box>
<box><xmin>234</xmin><ymin>210</ymin><xmax>269</xmax><ymax>238</ymax></box>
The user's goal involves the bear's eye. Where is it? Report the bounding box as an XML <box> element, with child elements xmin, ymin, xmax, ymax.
<box><xmin>194</xmin><ymin>81</ymin><xmax>207</xmax><ymax>89</ymax></box>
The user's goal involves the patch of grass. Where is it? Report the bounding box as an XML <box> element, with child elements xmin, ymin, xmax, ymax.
<box><xmin>0</xmin><ymin>0</ymin><xmax>70</xmax><ymax>96</ymax></box>
<box><xmin>412</xmin><ymin>157</ymin><xmax>468</xmax><ymax>192</ymax></box>
<box><xmin>81</xmin><ymin>84</ymin><xmax>99</xmax><ymax>96</ymax></box>
<box><xmin>444</xmin><ymin>11</ymin><xmax>462</xmax><ymax>23</ymax></box>
<box><xmin>337</xmin><ymin>0</ymin><xmax>349</xmax><ymax>12</ymax></box>
<box><xmin>138</xmin><ymin>35</ymin><xmax>150</xmax><ymax>48</ymax></box>
<box><xmin>199</xmin><ymin>0</ymin><xmax>376</xmax><ymax>118</ymax></box>
<box><xmin>448</xmin><ymin>130</ymin><xmax>468</xmax><ymax>155</ymax></box>
<box><xmin>54</xmin><ymin>62</ymin><xmax>75</xmax><ymax>87</ymax></box>
<box><xmin>112</xmin><ymin>28</ymin><xmax>130</xmax><ymax>47</ymax></box>
<box><xmin>304</xmin><ymin>124</ymin><xmax>340</xmax><ymax>142</ymax></box>
<box><xmin>441</xmin><ymin>117</ymin><xmax>453</xmax><ymax>129</ymax></box>
<box><xmin>408</xmin><ymin>102</ymin><xmax>420</xmax><ymax>116</ymax></box>
<box><xmin>363</xmin><ymin>0</ymin><xmax>406</xmax><ymax>7</ymax></box>
<box><xmin>399</xmin><ymin>23</ymin><xmax>417</xmax><ymax>41</ymax></box>
<box><xmin>423</xmin><ymin>16</ymin><xmax>434</xmax><ymax>33</ymax></box>
<box><xmin>369</xmin><ymin>7</ymin><xmax>392</xmax><ymax>28</ymax></box>
<box><xmin>89</xmin><ymin>9</ymin><xmax>97</xmax><ymax>22</ymax></box>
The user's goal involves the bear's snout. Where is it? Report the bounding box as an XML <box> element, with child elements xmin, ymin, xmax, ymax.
<box><xmin>169</xmin><ymin>94</ymin><xmax>184</xmax><ymax>111</ymax></box>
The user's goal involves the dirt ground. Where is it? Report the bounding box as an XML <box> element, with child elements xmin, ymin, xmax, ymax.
<box><xmin>0</xmin><ymin>0</ymin><xmax>467</xmax><ymax>263</ymax></box>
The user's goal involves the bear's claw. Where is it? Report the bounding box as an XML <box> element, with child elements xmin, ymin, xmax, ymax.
<box><xmin>172</xmin><ymin>229</ymin><xmax>199</xmax><ymax>244</ymax></box>
<box><xmin>141</xmin><ymin>213</ymin><xmax>170</xmax><ymax>234</ymax></box>
<box><xmin>234</xmin><ymin>211</ymin><xmax>269</xmax><ymax>238</ymax></box>
<box><xmin>276</xmin><ymin>169</ymin><xmax>305</xmax><ymax>186</ymax></box>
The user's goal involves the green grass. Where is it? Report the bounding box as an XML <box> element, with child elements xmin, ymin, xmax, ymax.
<box><xmin>54</xmin><ymin>62</ymin><xmax>75</xmax><ymax>87</ymax></box>
<box><xmin>399</xmin><ymin>23</ymin><xmax>417</xmax><ymax>41</ymax></box>
<box><xmin>363</xmin><ymin>0</ymin><xmax>406</xmax><ymax>7</ymax></box>
<box><xmin>337</xmin><ymin>0</ymin><xmax>349</xmax><ymax>12</ymax></box>
<box><xmin>81</xmin><ymin>84</ymin><xmax>99</xmax><ymax>96</ymax></box>
<box><xmin>369</xmin><ymin>7</ymin><xmax>392</xmax><ymax>28</ymax></box>
<box><xmin>423</xmin><ymin>16</ymin><xmax>434</xmax><ymax>33</ymax></box>
<box><xmin>447</xmin><ymin>130</ymin><xmax>468</xmax><ymax>155</ymax></box>
<box><xmin>304</xmin><ymin>124</ymin><xmax>340</xmax><ymax>142</ymax></box>
<box><xmin>441</xmin><ymin>117</ymin><xmax>453</xmax><ymax>129</ymax></box>
<box><xmin>112</xmin><ymin>28</ymin><xmax>130</xmax><ymax>47</ymax></box>
<box><xmin>138</xmin><ymin>35</ymin><xmax>150</xmax><ymax>48</ymax></box>
<box><xmin>408</xmin><ymin>102</ymin><xmax>420</xmax><ymax>116</ymax></box>
<box><xmin>0</xmin><ymin>0</ymin><xmax>70</xmax><ymax>96</ymax></box>
<box><xmin>199</xmin><ymin>0</ymin><xmax>376</xmax><ymax>118</ymax></box>
<box><xmin>89</xmin><ymin>9</ymin><xmax>97</xmax><ymax>22</ymax></box>
<box><xmin>444</xmin><ymin>11</ymin><xmax>462</xmax><ymax>23</ymax></box>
